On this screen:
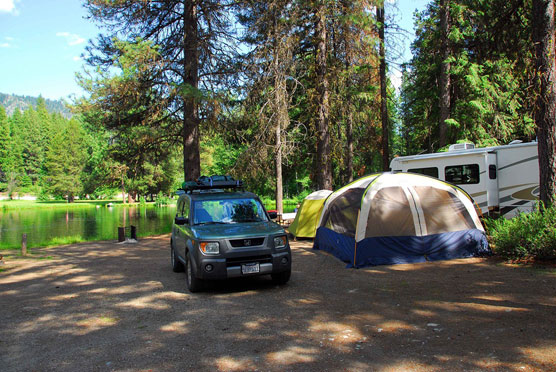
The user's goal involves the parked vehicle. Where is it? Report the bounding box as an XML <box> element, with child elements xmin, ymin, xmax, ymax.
<box><xmin>389</xmin><ymin>141</ymin><xmax>539</xmax><ymax>218</ymax></box>
<box><xmin>170</xmin><ymin>176</ymin><xmax>291</xmax><ymax>292</ymax></box>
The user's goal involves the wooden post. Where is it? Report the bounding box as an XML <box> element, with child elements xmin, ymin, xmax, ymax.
<box><xmin>21</xmin><ymin>233</ymin><xmax>27</xmax><ymax>256</ymax></box>
<box><xmin>118</xmin><ymin>227</ymin><xmax>125</xmax><ymax>242</ymax></box>
<box><xmin>130</xmin><ymin>225</ymin><xmax>137</xmax><ymax>240</ymax></box>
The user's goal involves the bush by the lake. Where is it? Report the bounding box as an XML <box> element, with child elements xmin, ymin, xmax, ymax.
<box><xmin>486</xmin><ymin>206</ymin><xmax>556</xmax><ymax>260</ymax></box>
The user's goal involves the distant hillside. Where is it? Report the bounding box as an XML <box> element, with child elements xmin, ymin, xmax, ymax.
<box><xmin>0</xmin><ymin>93</ymin><xmax>72</xmax><ymax>118</ymax></box>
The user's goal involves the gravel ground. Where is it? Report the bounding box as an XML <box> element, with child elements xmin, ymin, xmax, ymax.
<box><xmin>1</xmin><ymin>234</ymin><xmax>555</xmax><ymax>372</ymax></box>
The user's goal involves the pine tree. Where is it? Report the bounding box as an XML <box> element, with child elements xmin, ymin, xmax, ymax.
<box><xmin>83</xmin><ymin>0</ymin><xmax>237</xmax><ymax>182</ymax></box>
<box><xmin>44</xmin><ymin>119</ymin><xmax>86</xmax><ymax>202</ymax></box>
<box><xmin>0</xmin><ymin>106</ymin><xmax>10</xmax><ymax>182</ymax></box>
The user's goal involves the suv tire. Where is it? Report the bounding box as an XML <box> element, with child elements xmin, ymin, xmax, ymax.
<box><xmin>171</xmin><ymin>240</ymin><xmax>184</xmax><ymax>272</ymax></box>
<box><xmin>271</xmin><ymin>270</ymin><xmax>291</xmax><ymax>285</ymax></box>
<box><xmin>185</xmin><ymin>252</ymin><xmax>203</xmax><ymax>293</ymax></box>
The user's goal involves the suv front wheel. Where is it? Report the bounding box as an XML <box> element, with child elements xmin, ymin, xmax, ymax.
<box><xmin>185</xmin><ymin>252</ymin><xmax>204</xmax><ymax>293</ymax></box>
<box><xmin>171</xmin><ymin>240</ymin><xmax>184</xmax><ymax>273</ymax></box>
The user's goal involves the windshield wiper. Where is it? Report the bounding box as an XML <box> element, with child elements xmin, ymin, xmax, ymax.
<box><xmin>196</xmin><ymin>221</ymin><xmax>229</xmax><ymax>226</ymax></box>
<box><xmin>237</xmin><ymin>218</ymin><xmax>264</xmax><ymax>222</ymax></box>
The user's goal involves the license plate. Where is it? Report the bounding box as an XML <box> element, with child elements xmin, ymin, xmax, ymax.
<box><xmin>241</xmin><ymin>262</ymin><xmax>260</xmax><ymax>274</ymax></box>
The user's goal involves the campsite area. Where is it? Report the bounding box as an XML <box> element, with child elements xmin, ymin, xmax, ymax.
<box><xmin>1</xmin><ymin>235</ymin><xmax>555</xmax><ymax>372</ymax></box>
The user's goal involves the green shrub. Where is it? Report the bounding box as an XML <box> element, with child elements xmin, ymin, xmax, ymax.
<box><xmin>486</xmin><ymin>205</ymin><xmax>556</xmax><ymax>260</ymax></box>
<box><xmin>155</xmin><ymin>194</ymin><xmax>171</xmax><ymax>207</ymax></box>
<box><xmin>139</xmin><ymin>196</ymin><xmax>147</xmax><ymax>206</ymax></box>
<box><xmin>37</xmin><ymin>189</ymin><xmax>50</xmax><ymax>201</ymax></box>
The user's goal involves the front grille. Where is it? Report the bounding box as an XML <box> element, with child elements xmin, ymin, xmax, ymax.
<box><xmin>226</xmin><ymin>254</ymin><xmax>272</xmax><ymax>267</ymax></box>
<box><xmin>229</xmin><ymin>237</ymin><xmax>265</xmax><ymax>248</ymax></box>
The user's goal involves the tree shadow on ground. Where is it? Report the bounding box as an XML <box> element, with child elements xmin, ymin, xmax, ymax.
<box><xmin>0</xmin><ymin>236</ymin><xmax>555</xmax><ymax>371</ymax></box>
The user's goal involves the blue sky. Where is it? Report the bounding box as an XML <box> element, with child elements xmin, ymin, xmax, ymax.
<box><xmin>0</xmin><ymin>0</ymin><xmax>430</xmax><ymax>101</ymax></box>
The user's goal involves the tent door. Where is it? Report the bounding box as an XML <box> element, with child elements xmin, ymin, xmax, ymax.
<box><xmin>403</xmin><ymin>186</ymin><xmax>426</xmax><ymax>236</ymax></box>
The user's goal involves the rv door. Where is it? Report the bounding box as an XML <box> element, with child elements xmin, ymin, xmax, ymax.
<box><xmin>485</xmin><ymin>152</ymin><xmax>499</xmax><ymax>216</ymax></box>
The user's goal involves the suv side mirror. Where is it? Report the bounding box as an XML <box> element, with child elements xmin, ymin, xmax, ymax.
<box><xmin>175</xmin><ymin>216</ymin><xmax>189</xmax><ymax>225</ymax></box>
<box><xmin>268</xmin><ymin>211</ymin><xmax>278</xmax><ymax>220</ymax></box>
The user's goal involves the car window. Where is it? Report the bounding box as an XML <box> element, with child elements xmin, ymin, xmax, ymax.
<box><xmin>177</xmin><ymin>198</ymin><xmax>184</xmax><ymax>217</ymax></box>
<box><xmin>193</xmin><ymin>198</ymin><xmax>268</xmax><ymax>225</ymax></box>
<box><xmin>182</xmin><ymin>197</ymin><xmax>190</xmax><ymax>219</ymax></box>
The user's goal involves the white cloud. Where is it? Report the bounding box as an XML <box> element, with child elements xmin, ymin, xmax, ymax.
<box><xmin>56</xmin><ymin>32</ymin><xmax>85</xmax><ymax>46</ymax></box>
<box><xmin>73</xmin><ymin>56</ymin><xmax>82</xmax><ymax>62</ymax></box>
<box><xmin>1</xmin><ymin>36</ymin><xmax>14</xmax><ymax>48</ymax></box>
<box><xmin>0</xmin><ymin>0</ymin><xmax>18</xmax><ymax>14</ymax></box>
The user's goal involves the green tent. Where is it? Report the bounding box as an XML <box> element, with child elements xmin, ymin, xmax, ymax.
<box><xmin>288</xmin><ymin>190</ymin><xmax>332</xmax><ymax>238</ymax></box>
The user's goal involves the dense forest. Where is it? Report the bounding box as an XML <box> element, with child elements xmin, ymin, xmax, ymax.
<box><xmin>1</xmin><ymin>0</ymin><xmax>555</xmax><ymax>209</ymax></box>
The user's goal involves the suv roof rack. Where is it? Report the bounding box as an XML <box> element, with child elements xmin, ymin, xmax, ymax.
<box><xmin>180</xmin><ymin>175</ymin><xmax>244</xmax><ymax>193</ymax></box>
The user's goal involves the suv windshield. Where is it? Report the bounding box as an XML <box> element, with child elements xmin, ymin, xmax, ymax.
<box><xmin>193</xmin><ymin>198</ymin><xmax>269</xmax><ymax>225</ymax></box>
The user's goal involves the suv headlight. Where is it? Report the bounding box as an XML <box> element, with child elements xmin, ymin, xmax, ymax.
<box><xmin>200</xmin><ymin>241</ymin><xmax>219</xmax><ymax>255</ymax></box>
<box><xmin>274</xmin><ymin>235</ymin><xmax>287</xmax><ymax>249</ymax></box>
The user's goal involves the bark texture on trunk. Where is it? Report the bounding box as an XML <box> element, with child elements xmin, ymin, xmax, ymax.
<box><xmin>183</xmin><ymin>0</ymin><xmax>200</xmax><ymax>182</ymax></box>
<box><xmin>533</xmin><ymin>0</ymin><xmax>556</xmax><ymax>206</ymax></box>
<box><xmin>439</xmin><ymin>0</ymin><xmax>451</xmax><ymax>149</ymax></box>
<box><xmin>275</xmin><ymin>122</ymin><xmax>283</xmax><ymax>215</ymax></box>
<box><xmin>346</xmin><ymin>112</ymin><xmax>354</xmax><ymax>183</ymax></box>
<box><xmin>315</xmin><ymin>3</ymin><xmax>332</xmax><ymax>190</ymax></box>
<box><xmin>377</xmin><ymin>5</ymin><xmax>389</xmax><ymax>171</ymax></box>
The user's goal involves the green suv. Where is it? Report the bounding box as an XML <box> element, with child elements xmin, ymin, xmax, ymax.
<box><xmin>170</xmin><ymin>177</ymin><xmax>292</xmax><ymax>292</ymax></box>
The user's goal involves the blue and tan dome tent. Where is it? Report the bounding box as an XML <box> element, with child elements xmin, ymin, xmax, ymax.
<box><xmin>313</xmin><ymin>172</ymin><xmax>490</xmax><ymax>267</ymax></box>
<box><xmin>289</xmin><ymin>190</ymin><xmax>333</xmax><ymax>238</ymax></box>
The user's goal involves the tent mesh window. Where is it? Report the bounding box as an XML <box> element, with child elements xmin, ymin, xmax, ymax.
<box><xmin>414</xmin><ymin>186</ymin><xmax>476</xmax><ymax>234</ymax></box>
<box><xmin>322</xmin><ymin>188</ymin><xmax>366</xmax><ymax>238</ymax></box>
<box><xmin>365</xmin><ymin>186</ymin><xmax>416</xmax><ymax>238</ymax></box>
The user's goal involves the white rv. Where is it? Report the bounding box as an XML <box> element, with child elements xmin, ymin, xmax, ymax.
<box><xmin>389</xmin><ymin>141</ymin><xmax>539</xmax><ymax>218</ymax></box>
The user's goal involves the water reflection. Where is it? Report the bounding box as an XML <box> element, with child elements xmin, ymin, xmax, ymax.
<box><xmin>0</xmin><ymin>205</ymin><xmax>176</xmax><ymax>249</ymax></box>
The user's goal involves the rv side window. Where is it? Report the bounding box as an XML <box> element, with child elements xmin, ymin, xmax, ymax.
<box><xmin>445</xmin><ymin>164</ymin><xmax>480</xmax><ymax>185</ymax></box>
<box><xmin>408</xmin><ymin>167</ymin><xmax>439</xmax><ymax>178</ymax></box>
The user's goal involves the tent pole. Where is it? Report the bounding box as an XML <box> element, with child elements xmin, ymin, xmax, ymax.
<box><xmin>353</xmin><ymin>209</ymin><xmax>361</xmax><ymax>267</ymax></box>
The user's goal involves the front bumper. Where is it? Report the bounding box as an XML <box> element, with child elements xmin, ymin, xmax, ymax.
<box><xmin>194</xmin><ymin>249</ymin><xmax>291</xmax><ymax>280</ymax></box>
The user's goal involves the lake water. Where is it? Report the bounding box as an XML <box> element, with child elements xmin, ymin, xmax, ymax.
<box><xmin>0</xmin><ymin>203</ymin><xmax>296</xmax><ymax>250</ymax></box>
<box><xmin>0</xmin><ymin>205</ymin><xmax>176</xmax><ymax>250</ymax></box>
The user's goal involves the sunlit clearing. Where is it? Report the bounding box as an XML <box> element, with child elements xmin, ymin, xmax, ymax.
<box><xmin>285</xmin><ymin>297</ymin><xmax>321</xmax><ymax>307</ymax></box>
<box><xmin>243</xmin><ymin>320</ymin><xmax>263</xmax><ymax>330</ymax></box>
<box><xmin>117</xmin><ymin>292</ymin><xmax>173</xmax><ymax>310</ymax></box>
<box><xmin>472</xmin><ymin>294</ymin><xmax>513</xmax><ymax>302</ymax></box>
<box><xmin>376</xmin><ymin>320</ymin><xmax>416</xmax><ymax>333</ymax></box>
<box><xmin>308</xmin><ymin>319</ymin><xmax>365</xmax><ymax>346</ymax></box>
<box><xmin>214</xmin><ymin>356</ymin><xmax>255</xmax><ymax>371</ymax></box>
<box><xmin>411</xmin><ymin>309</ymin><xmax>437</xmax><ymax>317</ymax></box>
<box><xmin>76</xmin><ymin>315</ymin><xmax>119</xmax><ymax>332</ymax></box>
<box><xmin>160</xmin><ymin>321</ymin><xmax>189</xmax><ymax>334</ymax></box>
<box><xmin>418</xmin><ymin>300</ymin><xmax>529</xmax><ymax>313</ymax></box>
<box><xmin>266</xmin><ymin>346</ymin><xmax>318</xmax><ymax>364</ymax></box>
<box><xmin>519</xmin><ymin>344</ymin><xmax>556</xmax><ymax>366</ymax></box>
<box><xmin>65</xmin><ymin>275</ymin><xmax>96</xmax><ymax>285</ymax></box>
<box><xmin>0</xmin><ymin>265</ymin><xmax>85</xmax><ymax>284</ymax></box>
<box><xmin>90</xmin><ymin>280</ymin><xmax>164</xmax><ymax>295</ymax></box>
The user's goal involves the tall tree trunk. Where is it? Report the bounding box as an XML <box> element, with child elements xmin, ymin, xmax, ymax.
<box><xmin>533</xmin><ymin>0</ymin><xmax>556</xmax><ymax>207</ymax></box>
<box><xmin>346</xmin><ymin>112</ymin><xmax>354</xmax><ymax>182</ymax></box>
<box><xmin>439</xmin><ymin>0</ymin><xmax>451</xmax><ymax>148</ymax></box>
<box><xmin>315</xmin><ymin>3</ymin><xmax>332</xmax><ymax>190</ymax></box>
<box><xmin>377</xmin><ymin>5</ymin><xmax>389</xmax><ymax>171</ymax></box>
<box><xmin>275</xmin><ymin>120</ymin><xmax>283</xmax><ymax>215</ymax></box>
<box><xmin>183</xmin><ymin>0</ymin><xmax>200</xmax><ymax>182</ymax></box>
<box><xmin>342</xmin><ymin>0</ymin><xmax>353</xmax><ymax>183</ymax></box>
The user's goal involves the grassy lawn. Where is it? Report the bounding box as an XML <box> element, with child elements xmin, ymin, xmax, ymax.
<box><xmin>1</xmin><ymin>199</ymin><xmax>140</xmax><ymax>210</ymax></box>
